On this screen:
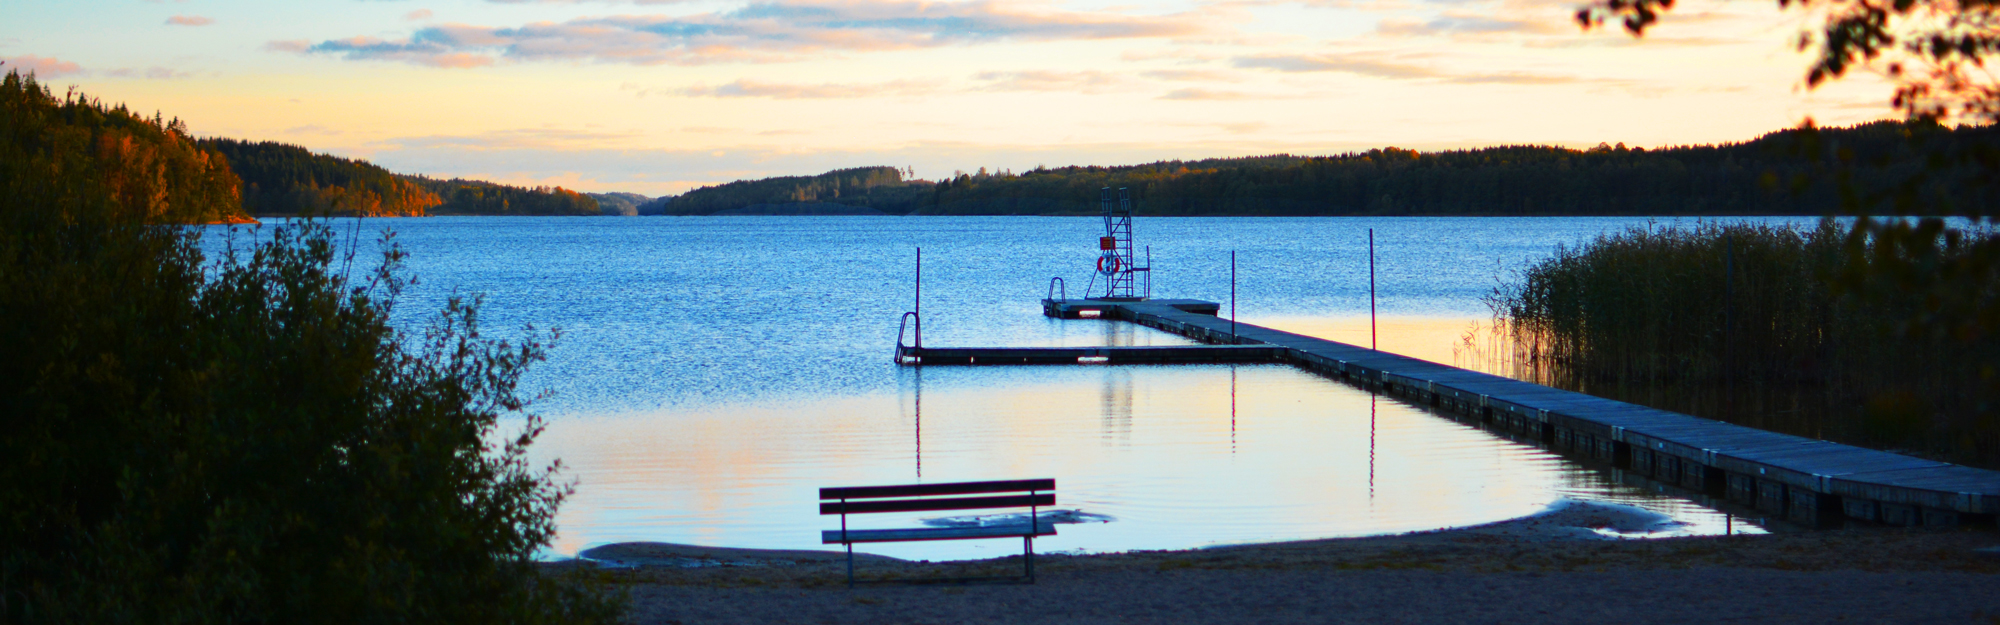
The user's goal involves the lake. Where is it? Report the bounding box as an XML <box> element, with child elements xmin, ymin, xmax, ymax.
<box><xmin>206</xmin><ymin>215</ymin><xmax>1826</xmax><ymax>560</ymax></box>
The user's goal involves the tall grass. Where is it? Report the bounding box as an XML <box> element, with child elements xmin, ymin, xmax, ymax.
<box><xmin>1491</xmin><ymin>220</ymin><xmax>2000</xmax><ymax>468</ymax></box>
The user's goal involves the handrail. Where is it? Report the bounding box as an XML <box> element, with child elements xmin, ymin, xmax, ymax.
<box><xmin>895</xmin><ymin>311</ymin><xmax>922</xmax><ymax>364</ymax></box>
<box><xmin>1045</xmin><ymin>277</ymin><xmax>1067</xmax><ymax>301</ymax></box>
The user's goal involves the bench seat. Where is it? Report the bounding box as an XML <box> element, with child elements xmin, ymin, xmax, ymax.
<box><xmin>821</xmin><ymin>478</ymin><xmax>1057</xmax><ymax>585</ymax></box>
<box><xmin>821</xmin><ymin>522</ymin><xmax>1056</xmax><ymax>544</ymax></box>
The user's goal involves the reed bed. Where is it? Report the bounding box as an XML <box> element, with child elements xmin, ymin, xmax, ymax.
<box><xmin>1489</xmin><ymin>220</ymin><xmax>2000</xmax><ymax>468</ymax></box>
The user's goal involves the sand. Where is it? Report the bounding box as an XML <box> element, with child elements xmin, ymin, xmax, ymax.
<box><xmin>550</xmin><ymin>501</ymin><xmax>2000</xmax><ymax>624</ymax></box>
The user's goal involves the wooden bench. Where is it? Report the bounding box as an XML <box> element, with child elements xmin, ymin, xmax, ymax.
<box><xmin>820</xmin><ymin>478</ymin><xmax>1056</xmax><ymax>586</ymax></box>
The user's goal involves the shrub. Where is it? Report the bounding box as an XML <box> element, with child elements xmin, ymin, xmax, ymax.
<box><xmin>0</xmin><ymin>69</ymin><xmax>619</xmax><ymax>624</ymax></box>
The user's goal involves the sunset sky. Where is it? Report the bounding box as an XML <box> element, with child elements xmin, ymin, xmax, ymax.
<box><xmin>8</xmin><ymin>0</ymin><xmax>1896</xmax><ymax>196</ymax></box>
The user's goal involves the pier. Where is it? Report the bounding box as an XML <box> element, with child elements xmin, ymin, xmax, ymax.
<box><xmin>898</xmin><ymin>296</ymin><xmax>2000</xmax><ymax>530</ymax></box>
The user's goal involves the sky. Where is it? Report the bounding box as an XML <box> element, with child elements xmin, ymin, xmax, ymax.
<box><xmin>7</xmin><ymin>0</ymin><xmax>1899</xmax><ymax>197</ymax></box>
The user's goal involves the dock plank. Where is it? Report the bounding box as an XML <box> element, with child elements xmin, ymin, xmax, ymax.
<box><xmin>1011</xmin><ymin>297</ymin><xmax>2000</xmax><ymax>519</ymax></box>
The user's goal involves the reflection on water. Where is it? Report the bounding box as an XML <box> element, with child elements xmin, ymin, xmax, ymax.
<box><xmin>202</xmin><ymin>216</ymin><xmax>1811</xmax><ymax>561</ymax></box>
<box><xmin>534</xmin><ymin>364</ymin><xmax>1762</xmax><ymax>561</ymax></box>
<box><xmin>1256</xmin><ymin>315</ymin><xmax>1510</xmax><ymax>376</ymax></box>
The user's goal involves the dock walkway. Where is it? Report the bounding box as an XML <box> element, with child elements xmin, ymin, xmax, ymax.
<box><xmin>906</xmin><ymin>297</ymin><xmax>2000</xmax><ymax>529</ymax></box>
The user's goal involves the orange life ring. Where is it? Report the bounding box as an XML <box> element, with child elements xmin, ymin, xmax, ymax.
<box><xmin>1097</xmin><ymin>255</ymin><xmax>1122</xmax><ymax>274</ymax></box>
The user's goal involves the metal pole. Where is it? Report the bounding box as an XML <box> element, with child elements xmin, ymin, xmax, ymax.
<box><xmin>1230</xmin><ymin>250</ymin><xmax>1237</xmax><ymax>343</ymax></box>
<box><xmin>1145</xmin><ymin>245</ymin><xmax>1152</xmax><ymax>299</ymax></box>
<box><xmin>1368</xmin><ymin>229</ymin><xmax>1377</xmax><ymax>351</ymax></box>
<box><xmin>915</xmin><ymin>247</ymin><xmax>922</xmax><ymax>349</ymax></box>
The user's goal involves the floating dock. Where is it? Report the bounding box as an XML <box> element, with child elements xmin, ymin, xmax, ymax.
<box><xmin>899</xmin><ymin>297</ymin><xmax>2000</xmax><ymax>529</ymax></box>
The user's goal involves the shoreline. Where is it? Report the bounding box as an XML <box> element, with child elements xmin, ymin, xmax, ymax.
<box><xmin>570</xmin><ymin>498</ymin><xmax>1723</xmax><ymax>568</ymax></box>
<box><xmin>555</xmin><ymin>501</ymin><xmax>2000</xmax><ymax>624</ymax></box>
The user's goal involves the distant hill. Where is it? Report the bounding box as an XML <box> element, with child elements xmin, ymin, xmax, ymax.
<box><xmin>666</xmin><ymin>121</ymin><xmax>1993</xmax><ymax>217</ymax></box>
<box><xmin>200</xmin><ymin>139</ymin><xmax>440</xmax><ymax>217</ymax></box>
<box><xmin>666</xmin><ymin>166</ymin><xmax>930</xmax><ymax>216</ymax></box>
<box><xmin>404</xmin><ymin>176</ymin><xmax>598</xmax><ymax>216</ymax></box>
<box><xmin>198</xmin><ymin>139</ymin><xmax>603</xmax><ymax>217</ymax></box>
<box><xmin>588</xmin><ymin>192</ymin><xmax>652</xmax><ymax>216</ymax></box>
<box><xmin>916</xmin><ymin>122</ymin><xmax>1993</xmax><ymax>216</ymax></box>
<box><xmin>635</xmin><ymin>196</ymin><xmax>670</xmax><ymax>215</ymax></box>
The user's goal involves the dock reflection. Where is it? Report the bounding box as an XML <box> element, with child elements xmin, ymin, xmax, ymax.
<box><xmin>535</xmin><ymin>364</ymin><xmax>1760</xmax><ymax>561</ymax></box>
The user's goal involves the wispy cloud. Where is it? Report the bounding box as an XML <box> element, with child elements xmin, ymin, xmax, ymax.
<box><xmin>1158</xmin><ymin>87</ymin><xmax>1259</xmax><ymax>100</ymax></box>
<box><xmin>104</xmin><ymin>66</ymin><xmax>190</xmax><ymax>79</ymax></box>
<box><xmin>486</xmin><ymin>0</ymin><xmax>698</xmax><ymax>3</ymax></box>
<box><xmin>405</xmin><ymin>9</ymin><xmax>434</xmax><ymax>20</ymax></box>
<box><xmin>2</xmin><ymin>54</ymin><xmax>84</xmax><ymax>78</ymax></box>
<box><xmin>1234</xmin><ymin>52</ymin><xmax>1582</xmax><ymax>84</ymax></box>
<box><xmin>972</xmin><ymin>70</ymin><xmax>1135</xmax><ymax>93</ymax></box>
<box><xmin>284</xmin><ymin>124</ymin><xmax>345</xmax><ymax>135</ymax></box>
<box><xmin>1141</xmin><ymin>69</ymin><xmax>1245</xmax><ymax>82</ymax></box>
<box><xmin>299</xmin><ymin>35</ymin><xmax>497</xmax><ymax>68</ymax></box>
<box><xmin>1375</xmin><ymin>14</ymin><xmax>1566</xmax><ymax>37</ymax></box>
<box><xmin>1119</xmin><ymin>47</ymin><xmax>1223</xmax><ymax>63</ymax></box>
<box><xmin>287</xmin><ymin>1</ymin><xmax>1217</xmax><ymax>67</ymax></box>
<box><xmin>166</xmin><ymin>15</ymin><xmax>214</xmax><ymax>26</ymax></box>
<box><xmin>379</xmin><ymin>127</ymin><xmax>644</xmax><ymax>151</ymax></box>
<box><xmin>673</xmin><ymin>78</ymin><xmax>943</xmax><ymax>98</ymax></box>
<box><xmin>1234</xmin><ymin>53</ymin><xmax>1440</xmax><ymax>79</ymax></box>
<box><xmin>1444</xmin><ymin>71</ymin><xmax>1581</xmax><ymax>84</ymax></box>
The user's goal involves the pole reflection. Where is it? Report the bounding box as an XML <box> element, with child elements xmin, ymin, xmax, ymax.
<box><xmin>1230</xmin><ymin>365</ymin><xmax>1238</xmax><ymax>454</ymax></box>
<box><xmin>1100</xmin><ymin>368</ymin><xmax>1133</xmax><ymax>445</ymax></box>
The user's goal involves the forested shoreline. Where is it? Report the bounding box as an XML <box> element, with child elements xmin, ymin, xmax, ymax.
<box><xmin>202</xmin><ymin>139</ymin><xmax>600</xmax><ymax>217</ymax></box>
<box><xmin>660</xmin><ymin>166</ymin><xmax>927</xmax><ymax>215</ymax></box>
<box><xmin>669</xmin><ymin>122</ymin><xmax>1994</xmax><ymax>217</ymax></box>
<box><xmin>2</xmin><ymin>72</ymin><xmax>248</xmax><ymax>224</ymax></box>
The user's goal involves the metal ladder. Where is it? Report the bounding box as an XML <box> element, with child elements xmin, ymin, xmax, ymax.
<box><xmin>1095</xmin><ymin>187</ymin><xmax>1148</xmax><ymax>299</ymax></box>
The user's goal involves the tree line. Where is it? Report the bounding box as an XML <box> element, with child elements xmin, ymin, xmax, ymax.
<box><xmin>2</xmin><ymin>71</ymin><xmax>246</xmax><ymax>224</ymax></box>
<box><xmin>200</xmin><ymin>139</ymin><xmax>601</xmax><ymax>217</ymax></box>
<box><xmin>200</xmin><ymin>138</ymin><xmax>441</xmax><ymax>216</ymax></box>
<box><xmin>405</xmin><ymin>175</ymin><xmax>600</xmax><ymax>216</ymax></box>
<box><xmin>663</xmin><ymin>122</ymin><xmax>1993</xmax><ymax>216</ymax></box>
<box><xmin>664</xmin><ymin>165</ymin><xmax>929</xmax><ymax>215</ymax></box>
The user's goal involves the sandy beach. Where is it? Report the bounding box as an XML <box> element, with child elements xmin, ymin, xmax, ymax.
<box><xmin>549</xmin><ymin>501</ymin><xmax>2000</xmax><ymax>624</ymax></box>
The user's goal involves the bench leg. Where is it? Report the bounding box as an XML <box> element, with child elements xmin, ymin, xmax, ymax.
<box><xmin>1024</xmin><ymin>536</ymin><xmax>1035</xmax><ymax>583</ymax></box>
<box><xmin>846</xmin><ymin>543</ymin><xmax>854</xmax><ymax>588</ymax></box>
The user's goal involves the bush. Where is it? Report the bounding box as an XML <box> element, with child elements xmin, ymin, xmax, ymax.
<box><xmin>0</xmin><ymin>70</ymin><xmax>619</xmax><ymax>624</ymax></box>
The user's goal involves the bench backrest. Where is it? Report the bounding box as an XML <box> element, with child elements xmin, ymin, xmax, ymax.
<box><xmin>819</xmin><ymin>478</ymin><xmax>1055</xmax><ymax>515</ymax></box>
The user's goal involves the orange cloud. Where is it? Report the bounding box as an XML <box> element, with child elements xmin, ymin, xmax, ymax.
<box><xmin>2</xmin><ymin>55</ymin><xmax>84</xmax><ymax>78</ymax></box>
<box><xmin>166</xmin><ymin>15</ymin><xmax>214</xmax><ymax>26</ymax></box>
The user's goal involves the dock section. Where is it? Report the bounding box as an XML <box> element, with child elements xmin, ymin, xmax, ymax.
<box><xmin>899</xmin><ymin>345</ymin><xmax>1280</xmax><ymax>365</ymax></box>
<box><xmin>1020</xmin><ymin>297</ymin><xmax>1998</xmax><ymax>529</ymax></box>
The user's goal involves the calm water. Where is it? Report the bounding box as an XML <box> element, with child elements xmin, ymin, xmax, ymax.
<box><xmin>204</xmin><ymin>216</ymin><xmax>1825</xmax><ymax>560</ymax></box>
